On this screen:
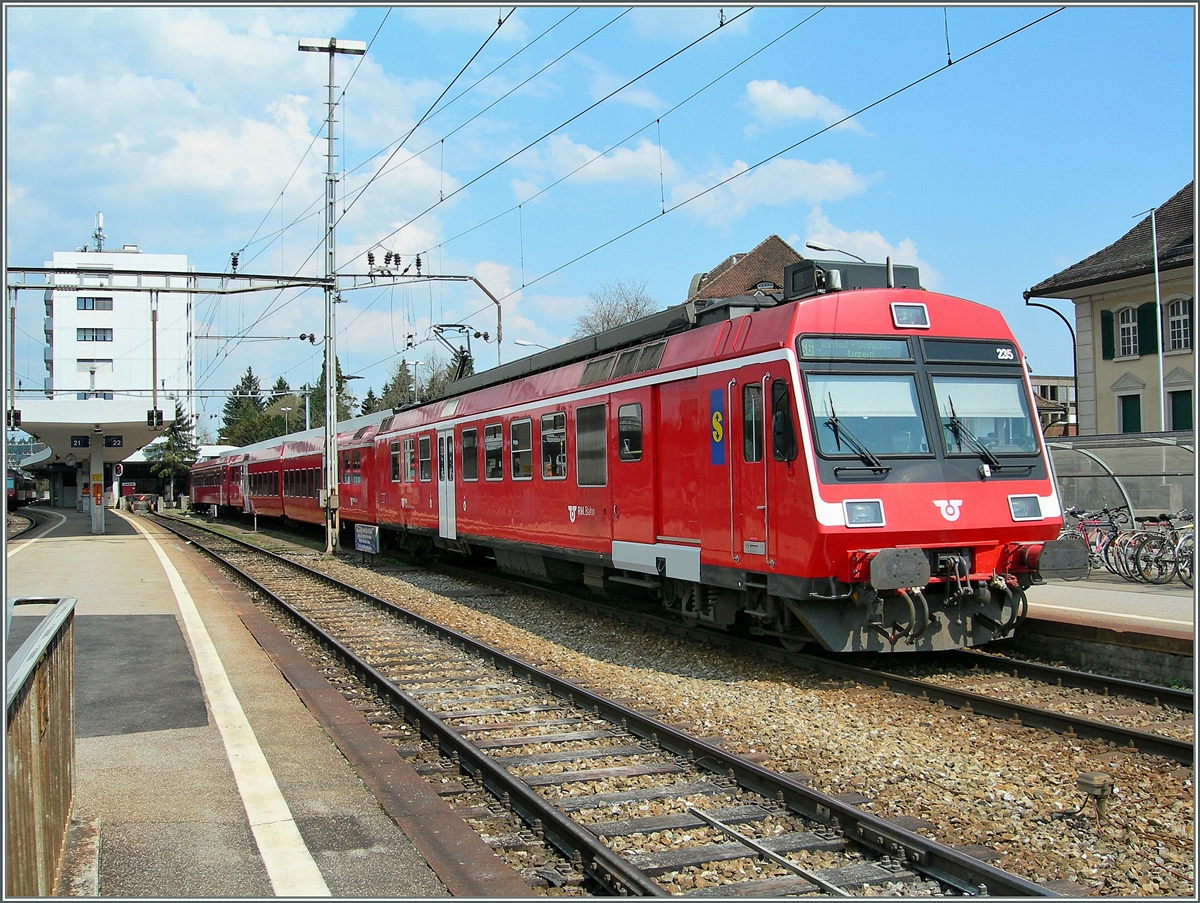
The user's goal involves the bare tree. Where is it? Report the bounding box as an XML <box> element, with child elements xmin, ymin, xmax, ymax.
<box><xmin>571</xmin><ymin>278</ymin><xmax>659</xmax><ymax>339</ymax></box>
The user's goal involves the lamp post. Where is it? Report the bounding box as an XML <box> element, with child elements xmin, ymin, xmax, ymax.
<box><xmin>805</xmin><ymin>241</ymin><xmax>867</xmax><ymax>263</ymax></box>
<box><xmin>280</xmin><ymin>406</ymin><xmax>292</xmax><ymax>433</ymax></box>
<box><xmin>514</xmin><ymin>339</ymin><xmax>549</xmax><ymax>350</ymax></box>
<box><xmin>1133</xmin><ymin>207</ymin><xmax>1166</xmax><ymax>431</ymax></box>
<box><xmin>1021</xmin><ymin>293</ymin><xmax>1078</xmax><ymax>435</ymax></box>
<box><xmin>299</xmin><ymin>35</ymin><xmax>366</xmax><ymax>555</ymax></box>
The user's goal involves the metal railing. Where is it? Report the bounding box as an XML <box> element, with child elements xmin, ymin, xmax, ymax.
<box><xmin>6</xmin><ymin>596</ymin><xmax>77</xmax><ymax>897</ymax></box>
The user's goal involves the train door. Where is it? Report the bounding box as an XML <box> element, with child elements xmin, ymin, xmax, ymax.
<box><xmin>437</xmin><ymin>428</ymin><xmax>457</xmax><ymax>540</ymax></box>
<box><xmin>733</xmin><ymin>368</ymin><xmax>772</xmax><ymax>563</ymax></box>
<box><xmin>612</xmin><ymin>388</ymin><xmax>655</xmax><ymax>546</ymax></box>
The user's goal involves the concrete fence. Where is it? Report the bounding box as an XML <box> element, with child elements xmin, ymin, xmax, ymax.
<box><xmin>6</xmin><ymin>596</ymin><xmax>76</xmax><ymax>897</ymax></box>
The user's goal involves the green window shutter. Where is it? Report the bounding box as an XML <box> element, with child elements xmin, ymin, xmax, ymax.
<box><xmin>1136</xmin><ymin>302</ymin><xmax>1159</xmax><ymax>355</ymax></box>
<box><xmin>1100</xmin><ymin>309</ymin><xmax>1115</xmax><ymax>359</ymax></box>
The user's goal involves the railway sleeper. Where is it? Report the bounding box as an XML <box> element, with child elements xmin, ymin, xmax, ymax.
<box><xmin>626</xmin><ymin>831</ymin><xmax>845</xmax><ymax>875</ymax></box>
<box><xmin>681</xmin><ymin>862</ymin><xmax>919</xmax><ymax>897</ymax></box>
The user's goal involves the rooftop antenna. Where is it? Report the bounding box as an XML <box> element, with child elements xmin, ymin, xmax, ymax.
<box><xmin>92</xmin><ymin>212</ymin><xmax>106</xmax><ymax>252</ymax></box>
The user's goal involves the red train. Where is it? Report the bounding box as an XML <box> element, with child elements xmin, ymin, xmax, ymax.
<box><xmin>192</xmin><ymin>259</ymin><xmax>1085</xmax><ymax>653</ymax></box>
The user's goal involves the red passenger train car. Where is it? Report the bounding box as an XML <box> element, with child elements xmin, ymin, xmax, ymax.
<box><xmin>194</xmin><ymin>258</ymin><xmax>1085</xmax><ymax>653</ymax></box>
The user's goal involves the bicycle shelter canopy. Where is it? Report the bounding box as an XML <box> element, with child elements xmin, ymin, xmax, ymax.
<box><xmin>1048</xmin><ymin>431</ymin><xmax>1194</xmax><ymax>518</ymax></box>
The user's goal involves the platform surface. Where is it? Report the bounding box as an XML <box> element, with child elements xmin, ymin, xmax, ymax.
<box><xmin>6</xmin><ymin>506</ymin><xmax>449</xmax><ymax>897</ymax></box>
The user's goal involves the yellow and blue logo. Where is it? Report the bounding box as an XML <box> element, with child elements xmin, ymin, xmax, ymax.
<box><xmin>709</xmin><ymin>389</ymin><xmax>726</xmax><ymax>465</ymax></box>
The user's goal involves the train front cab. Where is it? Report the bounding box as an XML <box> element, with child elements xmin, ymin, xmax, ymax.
<box><xmin>765</xmin><ymin>291</ymin><xmax>1087</xmax><ymax>652</ymax></box>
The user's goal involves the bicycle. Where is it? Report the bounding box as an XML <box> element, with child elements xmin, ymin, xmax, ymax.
<box><xmin>1133</xmin><ymin>510</ymin><xmax>1193</xmax><ymax>585</ymax></box>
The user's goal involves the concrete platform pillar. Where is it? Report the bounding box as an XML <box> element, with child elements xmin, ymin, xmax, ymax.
<box><xmin>90</xmin><ymin>442</ymin><xmax>105</xmax><ymax>534</ymax></box>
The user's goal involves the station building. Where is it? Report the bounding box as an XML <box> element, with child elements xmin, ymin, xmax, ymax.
<box><xmin>12</xmin><ymin>223</ymin><xmax>194</xmax><ymax>532</ymax></box>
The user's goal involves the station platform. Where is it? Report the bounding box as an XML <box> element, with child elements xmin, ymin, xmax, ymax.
<box><xmin>4</xmin><ymin>506</ymin><xmax>475</xmax><ymax>897</ymax></box>
<box><xmin>1027</xmin><ymin>571</ymin><xmax>1194</xmax><ymax>645</ymax></box>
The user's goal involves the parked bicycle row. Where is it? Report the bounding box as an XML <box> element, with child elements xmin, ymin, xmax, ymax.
<box><xmin>1057</xmin><ymin>505</ymin><xmax>1194</xmax><ymax>588</ymax></box>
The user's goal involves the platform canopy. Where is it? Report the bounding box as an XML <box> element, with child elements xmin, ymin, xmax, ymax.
<box><xmin>13</xmin><ymin>398</ymin><xmax>175</xmax><ymax>469</ymax></box>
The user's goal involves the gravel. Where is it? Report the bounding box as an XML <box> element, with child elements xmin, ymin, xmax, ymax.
<box><xmin>215</xmin><ymin>525</ymin><xmax>1196</xmax><ymax>896</ymax></box>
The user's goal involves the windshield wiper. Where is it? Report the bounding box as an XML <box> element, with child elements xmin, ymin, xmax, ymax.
<box><xmin>942</xmin><ymin>396</ymin><xmax>1002</xmax><ymax>468</ymax></box>
<box><xmin>824</xmin><ymin>395</ymin><xmax>889</xmax><ymax>473</ymax></box>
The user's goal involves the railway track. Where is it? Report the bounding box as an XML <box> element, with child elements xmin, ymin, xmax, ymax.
<box><xmin>154</xmin><ymin>513</ymin><xmax>1058</xmax><ymax>897</ymax></box>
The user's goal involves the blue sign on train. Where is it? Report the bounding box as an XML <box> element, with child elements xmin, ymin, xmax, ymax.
<box><xmin>709</xmin><ymin>389</ymin><xmax>726</xmax><ymax>465</ymax></box>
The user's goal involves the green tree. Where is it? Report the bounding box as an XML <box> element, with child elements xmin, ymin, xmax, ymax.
<box><xmin>144</xmin><ymin>401</ymin><xmax>199</xmax><ymax>504</ymax></box>
<box><xmin>380</xmin><ymin>359</ymin><xmax>415</xmax><ymax>409</ymax></box>
<box><xmin>571</xmin><ymin>278</ymin><xmax>659</xmax><ymax>339</ymax></box>
<box><xmin>222</xmin><ymin>367</ymin><xmax>265</xmax><ymax>442</ymax></box>
<box><xmin>270</xmin><ymin>375</ymin><xmax>291</xmax><ymax>401</ymax></box>
<box><xmin>360</xmin><ymin>387</ymin><xmax>381</xmax><ymax>415</ymax></box>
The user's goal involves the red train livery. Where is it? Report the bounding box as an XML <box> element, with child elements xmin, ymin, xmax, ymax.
<box><xmin>193</xmin><ymin>259</ymin><xmax>1085</xmax><ymax>653</ymax></box>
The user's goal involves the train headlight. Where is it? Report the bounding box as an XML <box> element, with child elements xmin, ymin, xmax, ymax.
<box><xmin>1008</xmin><ymin>495</ymin><xmax>1042</xmax><ymax>521</ymax></box>
<box><xmin>843</xmin><ymin>499</ymin><xmax>885</xmax><ymax>528</ymax></box>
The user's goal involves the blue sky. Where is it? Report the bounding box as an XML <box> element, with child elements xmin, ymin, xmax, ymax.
<box><xmin>5</xmin><ymin>5</ymin><xmax>1195</xmax><ymax>437</ymax></box>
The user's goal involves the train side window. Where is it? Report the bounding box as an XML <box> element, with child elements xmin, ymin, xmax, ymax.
<box><xmin>302</xmin><ymin>468</ymin><xmax>308</xmax><ymax>498</ymax></box>
<box><xmin>418</xmin><ymin>435</ymin><xmax>432</xmax><ymax>482</ymax></box>
<box><xmin>617</xmin><ymin>404</ymin><xmax>642</xmax><ymax>461</ymax></box>
<box><xmin>352</xmin><ymin>449</ymin><xmax>361</xmax><ymax>484</ymax></box>
<box><xmin>541</xmin><ymin>413</ymin><xmax>567</xmax><ymax>479</ymax></box>
<box><xmin>484</xmin><ymin>423</ymin><xmax>503</xmax><ymax>480</ymax></box>
<box><xmin>743</xmin><ymin>384</ymin><xmax>763</xmax><ymax>462</ymax></box>
<box><xmin>438</xmin><ymin>436</ymin><xmax>446</xmax><ymax>481</ymax></box>
<box><xmin>576</xmin><ymin>404</ymin><xmax>607</xmax><ymax>486</ymax></box>
<box><xmin>771</xmin><ymin>379</ymin><xmax>798</xmax><ymax>462</ymax></box>
<box><xmin>402</xmin><ymin>438</ymin><xmax>416</xmax><ymax>481</ymax></box>
<box><xmin>511</xmin><ymin>419</ymin><xmax>533</xmax><ymax>480</ymax></box>
<box><xmin>461</xmin><ymin>429</ymin><xmax>479</xmax><ymax>481</ymax></box>
<box><xmin>390</xmin><ymin>441</ymin><xmax>401</xmax><ymax>482</ymax></box>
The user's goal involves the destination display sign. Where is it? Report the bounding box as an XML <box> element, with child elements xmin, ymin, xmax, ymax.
<box><xmin>799</xmin><ymin>336</ymin><xmax>911</xmax><ymax>360</ymax></box>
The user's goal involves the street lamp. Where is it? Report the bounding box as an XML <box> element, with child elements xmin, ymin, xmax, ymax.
<box><xmin>514</xmin><ymin>339</ymin><xmax>550</xmax><ymax>350</ymax></box>
<box><xmin>280</xmin><ymin>406</ymin><xmax>292</xmax><ymax>433</ymax></box>
<box><xmin>1133</xmin><ymin>207</ymin><xmax>1166</xmax><ymax>431</ymax></box>
<box><xmin>805</xmin><ymin>241</ymin><xmax>867</xmax><ymax>264</ymax></box>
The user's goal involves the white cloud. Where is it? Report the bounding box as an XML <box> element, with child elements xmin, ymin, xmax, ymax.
<box><xmin>540</xmin><ymin>135</ymin><xmax>681</xmax><ymax>185</ymax></box>
<box><xmin>743</xmin><ymin>79</ymin><xmax>865</xmax><ymax>135</ymax></box>
<box><xmin>402</xmin><ymin>8</ymin><xmax>529</xmax><ymax>42</ymax></box>
<box><xmin>576</xmin><ymin>56</ymin><xmax>665</xmax><ymax>111</ymax></box>
<box><xmin>672</xmin><ymin>158</ymin><xmax>870</xmax><ymax>226</ymax></box>
<box><xmin>793</xmin><ymin>207</ymin><xmax>941</xmax><ymax>289</ymax></box>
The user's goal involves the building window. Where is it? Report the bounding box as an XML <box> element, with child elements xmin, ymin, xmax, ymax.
<box><xmin>76</xmin><ymin>392</ymin><xmax>114</xmax><ymax>400</ymax></box>
<box><xmin>1119</xmin><ymin>394</ymin><xmax>1141</xmax><ymax>434</ymax></box>
<box><xmin>76</xmin><ymin>359</ymin><xmax>113</xmax><ymax>372</ymax></box>
<box><xmin>1168</xmin><ymin>298</ymin><xmax>1192</xmax><ymax>351</ymax></box>
<box><xmin>77</xmin><ymin>297</ymin><xmax>113</xmax><ymax>311</ymax></box>
<box><xmin>1117</xmin><ymin>308</ymin><xmax>1137</xmax><ymax>357</ymax></box>
<box><xmin>77</xmin><ymin>327</ymin><xmax>113</xmax><ymax>342</ymax></box>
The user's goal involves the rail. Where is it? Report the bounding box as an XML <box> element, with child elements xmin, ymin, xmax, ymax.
<box><xmin>6</xmin><ymin>596</ymin><xmax>77</xmax><ymax>897</ymax></box>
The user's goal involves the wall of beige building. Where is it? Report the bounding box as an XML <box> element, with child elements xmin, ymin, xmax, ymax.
<box><xmin>1073</xmin><ymin>266</ymin><xmax>1194</xmax><ymax>435</ymax></box>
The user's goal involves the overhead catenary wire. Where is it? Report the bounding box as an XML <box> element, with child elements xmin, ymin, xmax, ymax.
<box><xmin>350</xmin><ymin>7</ymin><xmax>753</xmax><ymax>271</ymax></box>
<box><xmin>451</xmin><ymin>7</ymin><xmax>1066</xmax><ymax>327</ymax></box>
<box><xmin>410</xmin><ymin>8</ymin><xmax>822</xmax><ymax>261</ymax></box>
<box><xmin>216</xmin><ymin>10</ymin><xmax>519</xmax><ymax>371</ymax></box>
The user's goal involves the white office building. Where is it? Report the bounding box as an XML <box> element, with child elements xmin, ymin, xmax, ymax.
<box><xmin>42</xmin><ymin>246</ymin><xmax>193</xmax><ymax>411</ymax></box>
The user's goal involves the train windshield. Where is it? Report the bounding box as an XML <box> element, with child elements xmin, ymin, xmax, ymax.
<box><xmin>931</xmin><ymin>375</ymin><xmax>1038</xmax><ymax>456</ymax></box>
<box><xmin>805</xmin><ymin>374</ymin><xmax>930</xmax><ymax>457</ymax></box>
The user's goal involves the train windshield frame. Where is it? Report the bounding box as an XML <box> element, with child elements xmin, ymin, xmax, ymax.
<box><xmin>803</xmin><ymin>373</ymin><xmax>932</xmax><ymax>458</ymax></box>
<box><xmin>929</xmin><ymin>374</ymin><xmax>1040</xmax><ymax>457</ymax></box>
